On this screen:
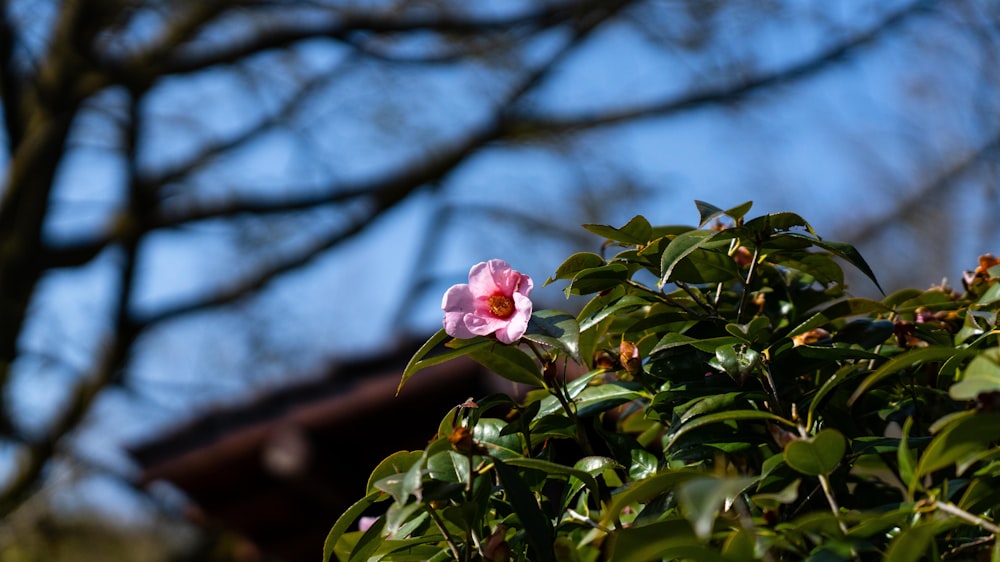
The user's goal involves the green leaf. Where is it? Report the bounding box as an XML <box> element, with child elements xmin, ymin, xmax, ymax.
<box><xmin>398</xmin><ymin>329</ymin><xmax>452</xmax><ymax>394</ymax></box>
<box><xmin>782</xmin><ymin>233</ymin><xmax>883</xmax><ymax>294</ymax></box>
<box><xmin>677</xmin><ymin>476</ymin><xmax>756</xmax><ymax>539</ymax></box>
<box><xmin>806</xmin><ymin>364</ymin><xmax>864</xmax><ymax>430</ymax></box>
<box><xmin>565</xmin><ymin>263</ymin><xmax>630</xmax><ymax>296</ymax></box>
<box><xmin>475</xmin><ymin>418</ymin><xmax>524</xmax><ymax>460</ymax></box>
<box><xmin>783</xmin><ymin>429</ymin><xmax>847</xmax><ymax>476</ymax></box>
<box><xmin>367</xmin><ymin>451</ymin><xmax>425</xmax><ymax>495</ymax></box>
<box><xmin>694</xmin><ymin>200</ymin><xmax>727</xmax><ymax>227</ymax></box>
<box><xmin>897</xmin><ymin>418</ymin><xmax>917</xmax><ymax>493</ymax></box>
<box><xmin>493</xmin><ymin>459</ymin><xmax>556</xmax><ymax>562</ymax></box>
<box><xmin>651</xmin><ymin>332</ymin><xmax>740</xmax><ymax>354</ymax></box>
<box><xmin>601</xmin><ymin>469</ymin><xmax>703</xmax><ymax>527</ymax></box>
<box><xmin>578</xmin><ymin>295</ymin><xmax>650</xmax><ymax>332</ymax></box>
<box><xmin>913</xmin><ymin>411</ymin><xmax>1000</xmax><ymax>485</ymax></box>
<box><xmin>848</xmin><ymin>347</ymin><xmax>972</xmax><ymax>406</ymax></box>
<box><xmin>885</xmin><ymin>521</ymin><xmax>951</xmax><ymax>562</ymax></box>
<box><xmin>665</xmin><ymin>410</ymin><xmax>796</xmax><ymax>452</ymax></box>
<box><xmin>582</xmin><ymin>215</ymin><xmax>653</xmax><ymax>246</ymax></box>
<box><xmin>659</xmin><ymin>229</ymin><xmax>731</xmax><ymax>285</ymax></box>
<box><xmin>324</xmin><ymin>490</ymin><xmax>382</xmax><ymax>562</ymax></box>
<box><xmin>787</xmin><ymin>298</ymin><xmax>890</xmax><ymax>339</ymax></box>
<box><xmin>503</xmin><ymin>457</ymin><xmax>602</xmax><ymax>502</ymax></box>
<box><xmin>743</xmin><ymin>212</ymin><xmax>818</xmax><ymax>240</ymax></box>
<box><xmin>525</xmin><ymin>310</ymin><xmax>581</xmax><ymax>361</ymax></box>
<box><xmin>607</xmin><ymin>519</ymin><xmax>730</xmax><ymax>562</ymax></box>
<box><xmin>545</xmin><ymin>252</ymin><xmax>606</xmax><ymax>286</ymax></box>
<box><xmin>572</xmin><ymin>381</ymin><xmax>645</xmax><ymax>417</ymax></box>
<box><xmin>949</xmin><ymin>348</ymin><xmax>1000</xmax><ymax>400</ymax></box>
<box><xmin>466</xmin><ymin>343</ymin><xmax>544</xmax><ymax>387</ymax></box>
<box><xmin>694</xmin><ymin>200</ymin><xmax>753</xmax><ymax>227</ymax></box>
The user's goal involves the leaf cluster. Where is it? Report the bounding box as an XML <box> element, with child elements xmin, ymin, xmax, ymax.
<box><xmin>326</xmin><ymin>201</ymin><xmax>1000</xmax><ymax>562</ymax></box>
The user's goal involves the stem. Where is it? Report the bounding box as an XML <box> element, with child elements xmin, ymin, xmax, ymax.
<box><xmin>737</xmin><ymin>246</ymin><xmax>761</xmax><ymax>324</ymax></box>
<box><xmin>676</xmin><ymin>281</ymin><xmax>715</xmax><ymax>316</ymax></box>
<box><xmin>552</xmin><ymin>386</ymin><xmax>594</xmax><ymax>456</ymax></box>
<box><xmin>427</xmin><ymin>505</ymin><xmax>464</xmax><ymax>561</ymax></box>
<box><xmin>935</xmin><ymin>501</ymin><xmax>1000</xmax><ymax>534</ymax></box>
<box><xmin>818</xmin><ymin>474</ymin><xmax>848</xmax><ymax>535</ymax></box>
<box><xmin>628</xmin><ymin>280</ymin><xmax>700</xmax><ymax>316</ymax></box>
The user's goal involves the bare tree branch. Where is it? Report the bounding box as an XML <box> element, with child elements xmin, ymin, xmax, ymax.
<box><xmin>0</xmin><ymin>87</ymin><xmax>144</xmax><ymax>519</ymax></box>
<box><xmin>131</xmin><ymin>0</ymin><xmax>638</xmax><ymax>330</ymax></box>
<box><xmin>0</xmin><ymin>0</ymin><xmax>24</xmax><ymax>151</ymax></box>
<box><xmin>506</xmin><ymin>0</ymin><xmax>935</xmax><ymax>134</ymax></box>
<box><xmin>138</xmin><ymin>0</ymin><xmax>596</xmax><ymax>77</ymax></box>
<box><xmin>839</xmin><ymin>131</ymin><xmax>1000</xmax><ymax>244</ymax></box>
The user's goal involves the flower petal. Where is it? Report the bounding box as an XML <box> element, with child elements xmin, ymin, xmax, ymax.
<box><xmin>467</xmin><ymin>260</ymin><xmax>504</xmax><ymax>297</ymax></box>
<box><xmin>442</xmin><ymin>284</ymin><xmax>477</xmax><ymax>339</ymax></box>
<box><xmin>464</xmin><ymin>312</ymin><xmax>512</xmax><ymax>337</ymax></box>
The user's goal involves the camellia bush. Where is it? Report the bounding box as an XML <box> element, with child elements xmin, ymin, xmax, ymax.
<box><xmin>324</xmin><ymin>201</ymin><xmax>1000</xmax><ymax>562</ymax></box>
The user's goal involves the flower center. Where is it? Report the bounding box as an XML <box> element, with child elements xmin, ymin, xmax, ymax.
<box><xmin>488</xmin><ymin>294</ymin><xmax>515</xmax><ymax>318</ymax></box>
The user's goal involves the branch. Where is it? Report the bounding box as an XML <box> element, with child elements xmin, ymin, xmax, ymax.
<box><xmin>839</xmin><ymin>131</ymin><xmax>1000</xmax><ymax>244</ymax></box>
<box><xmin>0</xmin><ymin>0</ymin><xmax>23</xmax><ymax>151</ymax></box>
<box><xmin>506</xmin><ymin>0</ymin><xmax>934</xmax><ymax>134</ymax></box>
<box><xmin>141</xmin><ymin>0</ymin><xmax>593</xmax><ymax>76</ymax></box>
<box><xmin>132</xmin><ymin>122</ymin><xmax>498</xmax><ymax>329</ymax></box>
<box><xmin>140</xmin><ymin>54</ymin><xmax>350</xmax><ymax>190</ymax></box>
<box><xmin>130</xmin><ymin>0</ymin><xmax>638</xmax><ymax>329</ymax></box>
<box><xmin>0</xmin><ymin>89</ymin><xmax>145</xmax><ymax>518</ymax></box>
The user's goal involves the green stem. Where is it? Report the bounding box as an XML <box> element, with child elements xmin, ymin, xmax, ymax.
<box><xmin>676</xmin><ymin>281</ymin><xmax>716</xmax><ymax>316</ymax></box>
<box><xmin>737</xmin><ymin>246</ymin><xmax>761</xmax><ymax>324</ymax></box>
<box><xmin>427</xmin><ymin>505</ymin><xmax>464</xmax><ymax>561</ymax></box>
<box><xmin>935</xmin><ymin>501</ymin><xmax>1000</xmax><ymax>534</ymax></box>
<box><xmin>818</xmin><ymin>474</ymin><xmax>848</xmax><ymax>535</ymax></box>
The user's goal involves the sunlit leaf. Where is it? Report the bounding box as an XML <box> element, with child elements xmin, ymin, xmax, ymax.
<box><xmin>783</xmin><ymin>429</ymin><xmax>846</xmax><ymax>476</ymax></box>
<box><xmin>545</xmin><ymin>252</ymin><xmax>606</xmax><ymax>286</ymax></box>
<box><xmin>565</xmin><ymin>263</ymin><xmax>630</xmax><ymax>296</ymax></box>
<box><xmin>665</xmin><ymin>410</ymin><xmax>796</xmax><ymax>452</ymax></box>
<box><xmin>324</xmin><ymin>490</ymin><xmax>382</xmax><ymax>562</ymax></box>
<box><xmin>848</xmin><ymin>347</ymin><xmax>973</xmax><ymax>406</ymax></box>
<box><xmin>525</xmin><ymin>309</ymin><xmax>581</xmax><ymax>361</ymax></box>
<box><xmin>607</xmin><ymin>518</ymin><xmax>729</xmax><ymax>562</ymax></box>
<box><xmin>949</xmin><ymin>348</ymin><xmax>1000</xmax><ymax>400</ymax></box>
<box><xmin>677</xmin><ymin>476</ymin><xmax>756</xmax><ymax>539</ymax></box>
<box><xmin>582</xmin><ymin>215</ymin><xmax>653</xmax><ymax>246</ymax></box>
<box><xmin>466</xmin><ymin>343</ymin><xmax>544</xmax><ymax>387</ymax></box>
<box><xmin>913</xmin><ymin>412</ymin><xmax>1000</xmax><ymax>486</ymax></box>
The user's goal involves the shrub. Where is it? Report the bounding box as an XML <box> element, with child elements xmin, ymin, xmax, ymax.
<box><xmin>324</xmin><ymin>201</ymin><xmax>1000</xmax><ymax>562</ymax></box>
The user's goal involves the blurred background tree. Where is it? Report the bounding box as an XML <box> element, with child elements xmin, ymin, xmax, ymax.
<box><xmin>0</xmin><ymin>0</ymin><xmax>998</xmax><ymax>559</ymax></box>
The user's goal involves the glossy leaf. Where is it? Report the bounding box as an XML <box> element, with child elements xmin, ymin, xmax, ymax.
<box><xmin>659</xmin><ymin>229</ymin><xmax>732</xmax><ymax>285</ymax></box>
<box><xmin>564</xmin><ymin>262</ymin><xmax>630</xmax><ymax>296</ymax></box>
<box><xmin>525</xmin><ymin>309</ymin><xmax>581</xmax><ymax>361</ymax></box>
<box><xmin>324</xmin><ymin>490</ymin><xmax>382</xmax><ymax>562</ymax></box>
<box><xmin>913</xmin><ymin>411</ymin><xmax>1000</xmax><ymax>484</ymax></box>
<box><xmin>949</xmin><ymin>347</ymin><xmax>1000</xmax><ymax>400</ymax></box>
<box><xmin>665</xmin><ymin>410</ymin><xmax>796</xmax><ymax>452</ymax></box>
<box><xmin>366</xmin><ymin>451</ymin><xmax>424</xmax><ymax>495</ymax></box>
<box><xmin>545</xmin><ymin>252</ymin><xmax>605</xmax><ymax>286</ymax></box>
<box><xmin>493</xmin><ymin>459</ymin><xmax>556</xmax><ymax>562</ymax></box>
<box><xmin>608</xmin><ymin>519</ymin><xmax>730</xmax><ymax>562</ymax></box>
<box><xmin>582</xmin><ymin>215</ymin><xmax>653</xmax><ymax>246</ymax></box>
<box><xmin>848</xmin><ymin>347</ymin><xmax>972</xmax><ymax>406</ymax></box>
<box><xmin>784</xmin><ymin>429</ymin><xmax>847</xmax><ymax>476</ymax></box>
<box><xmin>466</xmin><ymin>343</ymin><xmax>544</xmax><ymax>387</ymax></box>
<box><xmin>677</xmin><ymin>476</ymin><xmax>756</xmax><ymax>539</ymax></box>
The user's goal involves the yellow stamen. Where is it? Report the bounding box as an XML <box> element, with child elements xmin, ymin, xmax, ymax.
<box><xmin>488</xmin><ymin>294</ymin><xmax>515</xmax><ymax>318</ymax></box>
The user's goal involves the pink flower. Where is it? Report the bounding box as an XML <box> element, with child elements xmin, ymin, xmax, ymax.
<box><xmin>442</xmin><ymin>260</ymin><xmax>533</xmax><ymax>344</ymax></box>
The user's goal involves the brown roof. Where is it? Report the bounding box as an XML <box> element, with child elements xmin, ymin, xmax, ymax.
<box><xmin>130</xmin><ymin>346</ymin><xmax>497</xmax><ymax>562</ymax></box>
